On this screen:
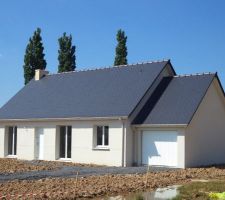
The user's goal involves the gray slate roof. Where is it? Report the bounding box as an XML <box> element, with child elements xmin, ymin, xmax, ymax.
<box><xmin>133</xmin><ymin>73</ymin><xmax>215</xmax><ymax>125</ymax></box>
<box><xmin>0</xmin><ymin>61</ymin><xmax>169</xmax><ymax>120</ymax></box>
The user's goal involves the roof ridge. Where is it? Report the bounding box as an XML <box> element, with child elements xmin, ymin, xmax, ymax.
<box><xmin>173</xmin><ymin>72</ymin><xmax>216</xmax><ymax>78</ymax></box>
<box><xmin>47</xmin><ymin>59</ymin><xmax>170</xmax><ymax>76</ymax></box>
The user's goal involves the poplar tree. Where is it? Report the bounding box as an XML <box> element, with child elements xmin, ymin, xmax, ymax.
<box><xmin>114</xmin><ymin>29</ymin><xmax>128</xmax><ymax>66</ymax></box>
<box><xmin>23</xmin><ymin>28</ymin><xmax>47</xmax><ymax>84</ymax></box>
<box><xmin>58</xmin><ymin>33</ymin><xmax>76</xmax><ymax>72</ymax></box>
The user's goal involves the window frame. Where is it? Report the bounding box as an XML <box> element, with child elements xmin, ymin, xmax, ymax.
<box><xmin>59</xmin><ymin>126</ymin><xmax>72</xmax><ymax>159</ymax></box>
<box><xmin>7</xmin><ymin>126</ymin><xmax>17</xmax><ymax>156</ymax></box>
<box><xmin>95</xmin><ymin>125</ymin><xmax>109</xmax><ymax>148</ymax></box>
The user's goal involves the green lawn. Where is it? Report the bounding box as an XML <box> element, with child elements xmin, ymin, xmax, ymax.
<box><xmin>173</xmin><ymin>181</ymin><xmax>225</xmax><ymax>200</ymax></box>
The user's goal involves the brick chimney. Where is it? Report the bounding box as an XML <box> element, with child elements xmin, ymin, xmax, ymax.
<box><xmin>35</xmin><ymin>69</ymin><xmax>49</xmax><ymax>81</ymax></box>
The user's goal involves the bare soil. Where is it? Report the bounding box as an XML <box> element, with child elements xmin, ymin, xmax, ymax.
<box><xmin>0</xmin><ymin>159</ymin><xmax>56</xmax><ymax>174</ymax></box>
<box><xmin>0</xmin><ymin>166</ymin><xmax>225</xmax><ymax>199</ymax></box>
<box><xmin>0</xmin><ymin>158</ymin><xmax>103</xmax><ymax>174</ymax></box>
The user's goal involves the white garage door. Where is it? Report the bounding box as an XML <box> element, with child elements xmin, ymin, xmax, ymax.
<box><xmin>142</xmin><ymin>131</ymin><xmax>178</xmax><ymax>167</ymax></box>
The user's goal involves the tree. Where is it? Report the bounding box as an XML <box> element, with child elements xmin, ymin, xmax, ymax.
<box><xmin>58</xmin><ymin>33</ymin><xmax>76</xmax><ymax>73</ymax></box>
<box><xmin>23</xmin><ymin>28</ymin><xmax>47</xmax><ymax>84</ymax></box>
<box><xmin>114</xmin><ymin>29</ymin><xmax>128</xmax><ymax>66</ymax></box>
<box><xmin>23</xmin><ymin>28</ymin><xmax>46</xmax><ymax>84</ymax></box>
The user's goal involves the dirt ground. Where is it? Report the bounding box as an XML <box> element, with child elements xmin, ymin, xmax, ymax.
<box><xmin>1</xmin><ymin>166</ymin><xmax>225</xmax><ymax>199</ymax></box>
<box><xmin>0</xmin><ymin>158</ymin><xmax>102</xmax><ymax>174</ymax></box>
<box><xmin>0</xmin><ymin>159</ymin><xmax>57</xmax><ymax>174</ymax></box>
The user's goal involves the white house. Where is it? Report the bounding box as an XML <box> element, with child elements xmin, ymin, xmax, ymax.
<box><xmin>0</xmin><ymin>60</ymin><xmax>225</xmax><ymax>168</ymax></box>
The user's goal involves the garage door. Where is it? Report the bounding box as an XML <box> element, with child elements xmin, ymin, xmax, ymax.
<box><xmin>142</xmin><ymin>131</ymin><xmax>178</xmax><ymax>167</ymax></box>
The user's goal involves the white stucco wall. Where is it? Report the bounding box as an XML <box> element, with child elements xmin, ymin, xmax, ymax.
<box><xmin>0</xmin><ymin>127</ymin><xmax>5</xmax><ymax>157</ymax></box>
<box><xmin>0</xmin><ymin>119</ymin><xmax>125</xmax><ymax>166</ymax></box>
<box><xmin>185</xmin><ymin>78</ymin><xmax>225</xmax><ymax>167</ymax></box>
<box><xmin>71</xmin><ymin>120</ymin><xmax>123</xmax><ymax>166</ymax></box>
<box><xmin>124</xmin><ymin>120</ymin><xmax>135</xmax><ymax>166</ymax></box>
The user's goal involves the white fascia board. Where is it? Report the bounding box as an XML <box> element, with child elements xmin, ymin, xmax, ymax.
<box><xmin>132</xmin><ymin>124</ymin><xmax>188</xmax><ymax>129</ymax></box>
<box><xmin>0</xmin><ymin>116</ymin><xmax>128</xmax><ymax>123</ymax></box>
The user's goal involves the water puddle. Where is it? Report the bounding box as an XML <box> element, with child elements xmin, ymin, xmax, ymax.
<box><xmin>148</xmin><ymin>185</ymin><xmax>180</xmax><ymax>200</ymax></box>
<box><xmin>96</xmin><ymin>185</ymin><xmax>181</xmax><ymax>200</ymax></box>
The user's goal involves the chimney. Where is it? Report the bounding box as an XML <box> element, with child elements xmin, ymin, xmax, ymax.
<box><xmin>35</xmin><ymin>69</ymin><xmax>49</xmax><ymax>81</ymax></box>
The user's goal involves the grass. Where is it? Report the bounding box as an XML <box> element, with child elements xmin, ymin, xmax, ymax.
<box><xmin>173</xmin><ymin>181</ymin><xmax>225</xmax><ymax>200</ymax></box>
<box><xmin>134</xmin><ymin>194</ymin><xmax>144</xmax><ymax>200</ymax></box>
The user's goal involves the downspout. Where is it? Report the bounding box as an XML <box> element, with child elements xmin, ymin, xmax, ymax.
<box><xmin>121</xmin><ymin>119</ymin><xmax>126</xmax><ymax>167</ymax></box>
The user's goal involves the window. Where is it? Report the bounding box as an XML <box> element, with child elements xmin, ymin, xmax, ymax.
<box><xmin>96</xmin><ymin>126</ymin><xmax>109</xmax><ymax>147</ymax></box>
<box><xmin>8</xmin><ymin>126</ymin><xmax>17</xmax><ymax>155</ymax></box>
<box><xmin>59</xmin><ymin>126</ymin><xmax>72</xmax><ymax>159</ymax></box>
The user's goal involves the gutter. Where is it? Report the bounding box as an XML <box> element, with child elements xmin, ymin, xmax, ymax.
<box><xmin>132</xmin><ymin>124</ymin><xmax>188</xmax><ymax>128</ymax></box>
<box><xmin>0</xmin><ymin>116</ymin><xmax>128</xmax><ymax>123</ymax></box>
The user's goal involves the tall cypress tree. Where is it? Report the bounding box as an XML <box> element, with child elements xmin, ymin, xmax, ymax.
<box><xmin>31</xmin><ymin>28</ymin><xmax>47</xmax><ymax>71</ymax></box>
<box><xmin>114</xmin><ymin>29</ymin><xmax>128</xmax><ymax>66</ymax></box>
<box><xmin>58</xmin><ymin>33</ymin><xmax>76</xmax><ymax>73</ymax></box>
<box><xmin>23</xmin><ymin>28</ymin><xmax>47</xmax><ymax>84</ymax></box>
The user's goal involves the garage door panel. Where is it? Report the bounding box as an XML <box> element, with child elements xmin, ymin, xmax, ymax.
<box><xmin>142</xmin><ymin>131</ymin><xmax>178</xmax><ymax>167</ymax></box>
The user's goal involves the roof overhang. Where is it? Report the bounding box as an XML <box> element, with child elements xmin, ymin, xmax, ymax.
<box><xmin>0</xmin><ymin>116</ymin><xmax>128</xmax><ymax>123</ymax></box>
<box><xmin>132</xmin><ymin>124</ymin><xmax>188</xmax><ymax>128</ymax></box>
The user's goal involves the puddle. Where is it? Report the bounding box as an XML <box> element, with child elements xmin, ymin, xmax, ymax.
<box><xmin>148</xmin><ymin>185</ymin><xmax>180</xmax><ymax>200</ymax></box>
<box><xmin>95</xmin><ymin>185</ymin><xmax>181</xmax><ymax>200</ymax></box>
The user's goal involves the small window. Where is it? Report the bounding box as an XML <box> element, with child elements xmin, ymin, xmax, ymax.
<box><xmin>8</xmin><ymin>126</ymin><xmax>17</xmax><ymax>155</ymax></box>
<box><xmin>96</xmin><ymin>126</ymin><xmax>109</xmax><ymax>147</ymax></box>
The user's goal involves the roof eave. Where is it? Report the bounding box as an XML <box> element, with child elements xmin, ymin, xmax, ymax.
<box><xmin>0</xmin><ymin>116</ymin><xmax>128</xmax><ymax>123</ymax></box>
<box><xmin>132</xmin><ymin>124</ymin><xmax>188</xmax><ymax>128</ymax></box>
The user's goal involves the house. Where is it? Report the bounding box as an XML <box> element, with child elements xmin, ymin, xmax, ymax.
<box><xmin>0</xmin><ymin>59</ymin><xmax>225</xmax><ymax>168</ymax></box>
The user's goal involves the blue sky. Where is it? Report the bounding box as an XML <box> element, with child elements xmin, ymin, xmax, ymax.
<box><xmin>0</xmin><ymin>0</ymin><xmax>225</xmax><ymax>106</ymax></box>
